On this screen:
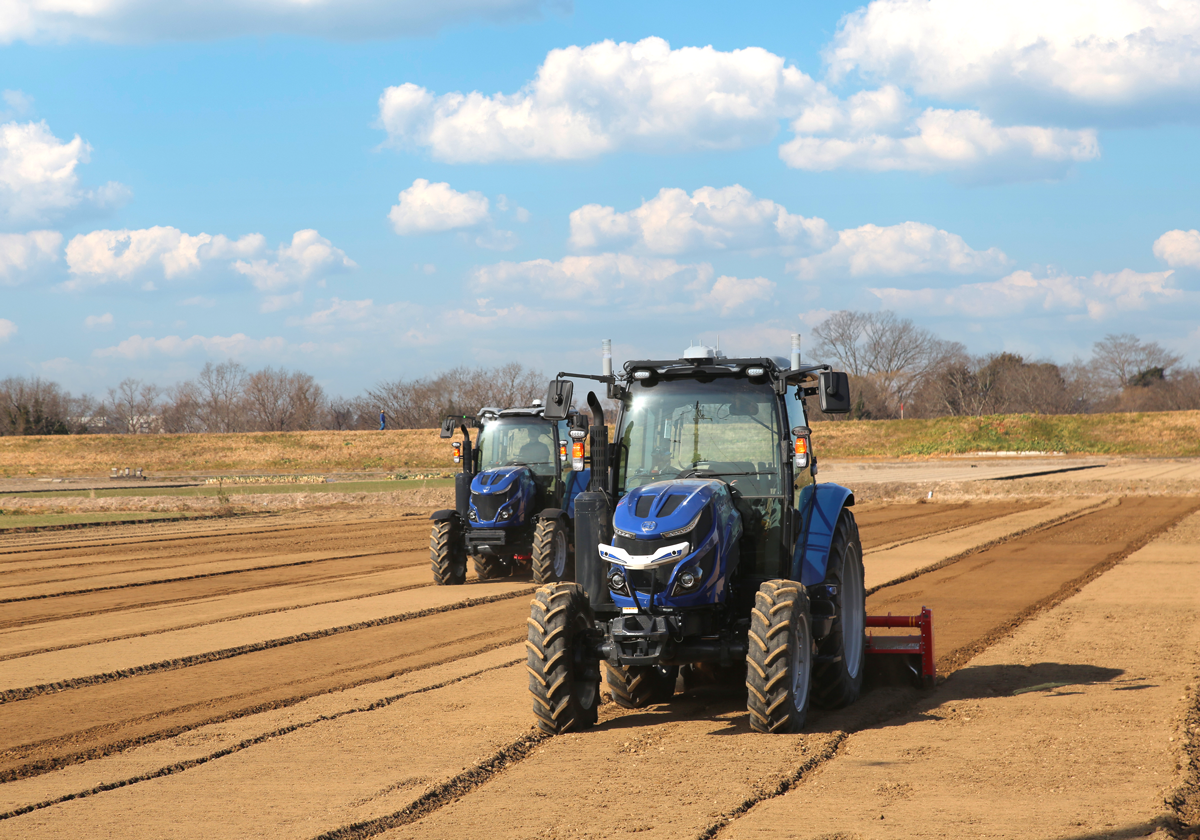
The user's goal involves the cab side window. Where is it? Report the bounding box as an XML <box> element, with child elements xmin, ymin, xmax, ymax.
<box><xmin>786</xmin><ymin>385</ymin><xmax>808</xmax><ymax>430</ymax></box>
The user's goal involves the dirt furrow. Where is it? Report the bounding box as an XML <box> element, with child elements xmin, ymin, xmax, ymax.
<box><xmin>0</xmin><ymin>547</ymin><xmax>433</xmax><ymax>630</ymax></box>
<box><xmin>0</xmin><ymin>518</ymin><xmax>431</xmax><ymax>568</ymax></box>
<box><xmin>0</xmin><ymin>592</ymin><xmax>535</xmax><ymax>781</ymax></box>
<box><xmin>3</xmin><ymin>497</ymin><xmax>1184</xmax><ymax>840</ymax></box>
<box><xmin>380</xmin><ymin>496</ymin><xmax>1198</xmax><ymax>840</ymax></box>
<box><xmin>853</xmin><ymin>499</ymin><xmax>1045</xmax><ymax>550</ymax></box>
<box><xmin>0</xmin><ymin>655</ymin><xmax>526</xmax><ymax>822</ymax></box>
<box><xmin>0</xmin><ymin>566</ymin><xmax>446</xmax><ymax>661</ymax></box>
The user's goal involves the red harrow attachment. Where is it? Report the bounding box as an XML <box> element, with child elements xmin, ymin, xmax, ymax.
<box><xmin>865</xmin><ymin>607</ymin><xmax>936</xmax><ymax>688</ymax></box>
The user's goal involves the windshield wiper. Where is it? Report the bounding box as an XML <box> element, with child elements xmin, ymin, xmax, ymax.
<box><xmin>677</xmin><ymin>468</ymin><xmax>777</xmax><ymax>479</ymax></box>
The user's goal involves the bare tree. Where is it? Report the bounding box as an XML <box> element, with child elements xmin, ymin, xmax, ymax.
<box><xmin>0</xmin><ymin>377</ymin><xmax>94</xmax><ymax>435</ymax></box>
<box><xmin>105</xmin><ymin>378</ymin><xmax>162</xmax><ymax>434</ymax></box>
<box><xmin>1090</xmin><ymin>333</ymin><xmax>1183</xmax><ymax>390</ymax></box>
<box><xmin>243</xmin><ymin>367</ymin><xmax>326</xmax><ymax>431</ymax></box>
<box><xmin>811</xmin><ymin>310</ymin><xmax>962</xmax><ymax>418</ymax></box>
<box><xmin>159</xmin><ymin>381</ymin><xmax>204</xmax><ymax>433</ymax></box>
<box><xmin>195</xmin><ymin>361</ymin><xmax>248</xmax><ymax>432</ymax></box>
<box><xmin>368</xmin><ymin>363</ymin><xmax>546</xmax><ymax>429</ymax></box>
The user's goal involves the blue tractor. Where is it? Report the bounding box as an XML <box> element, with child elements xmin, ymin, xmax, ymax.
<box><xmin>527</xmin><ymin>342</ymin><xmax>868</xmax><ymax>734</ymax></box>
<box><xmin>430</xmin><ymin>403</ymin><xmax>589</xmax><ymax>585</ymax></box>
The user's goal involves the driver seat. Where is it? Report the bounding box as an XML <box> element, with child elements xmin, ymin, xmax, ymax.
<box><xmin>517</xmin><ymin>440</ymin><xmax>550</xmax><ymax>463</ymax></box>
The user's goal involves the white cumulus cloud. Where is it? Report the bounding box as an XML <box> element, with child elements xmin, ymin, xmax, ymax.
<box><xmin>827</xmin><ymin>0</ymin><xmax>1200</xmax><ymax>123</ymax></box>
<box><xmin>84</xmin><ymin>312</ymin><xmax>113</xmax><ymax>329</ymax></box>
<box><xmin>569</xmin><ymin>185</ymin><xmax>833</xmax><ymax>255</ymax></box>
<box><xmin>780</xmin><ymin>88</ymin><xmax>1099</xmax><ymax>179</ymax></box>
<box><xmin>472</xmin><ymin>252</ymin><xmax>774</xmax><ymax>315</ymax></box>
<box><xmin>789</xmin><ymin>221</ymin><xmax>1010</xmax><ymax>279</ymax></box>
<box><xmin>93</xmin><ymin>333</ymin><xmax>295</xmax><ymax>360</ymax></box>
<box><xmin>0</xmin><ymin>120</ymin><xmax>128</xmax><ymax>225</ymax></box>
<box><xmin>1153</xmin><ymin>228</ymin><xmax>1200</xmax><ymax>268</ymax></box>
<box><xmin>233</xmin><ymin>229</ymin><xmax>356</xmax><ymax>293</ymax></box>
<box><xmin>869</xmin><ymin>267</ymin><xmax>1178</xmax><ymax>320</ymax></box>
<box><xmin>0</xmin><ymin>317</ymin><xmax>15</xmax><ymax>342</ymax></box>
<box><xmin>0</xmin><ymin>0</ymin><xmax>557</xmax><ymax>43</ymax></box>
<box><xmin>379</xmin><ymin>37</ymin><xmax>818</xmax><ymax>162</ymax></box>
<box><xmin>64</xmin><ymin>226</ymin><xmax>264</xmax><ymax>288</ymax></box>
<box><xmin>0</xmin><ymin>229</ymin><xmax>61</xmax><ymax>283</ymax></box>
<box><xmin>389</xmin><ymin>178</ymin><xmax>491</xmax><ymax>234</ymax></box>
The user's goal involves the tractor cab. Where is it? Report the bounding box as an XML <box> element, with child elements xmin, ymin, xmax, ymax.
<box><xmin>430</xmin><ymin>401</ymin><xmax>587</xmax><ymax>586</ymax></box>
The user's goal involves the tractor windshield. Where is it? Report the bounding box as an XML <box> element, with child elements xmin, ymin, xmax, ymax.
<box><xmin>616</xmin><ymin>378</ymin><xmax>783</xmax><ymax>498</ymax></box>
<box><xmin>475</xmin><ymin>419</ymin><xmax>557</xmax><ymax>476</ymax></box>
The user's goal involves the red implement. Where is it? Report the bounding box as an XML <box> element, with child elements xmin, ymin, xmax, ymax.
<box><xmin>865</xmin><ymin>607</ymin><xmax>935</xmax><ymax>685</ymax></box>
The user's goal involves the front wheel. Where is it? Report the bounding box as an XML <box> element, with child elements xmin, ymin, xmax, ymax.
<box><xmin>429</xmin><ymin>520</ymin><xmax>466</xmax><ymax>586</ymax></box>
<box><xmin>605</xmin><ymin>663</ymin><xmax>677</xmax><ymax>708</ymax></box>
<box><xmin>532</xmin><ymin>517</ymin><xmax>573</xmax><ymax>584</ymax></box>
<box><xmin>527</xmin><ymin>583</ymin><xmax>600</xmax><ymax>734</ymax></box>
<box><xmin>473</xmin><ymin>554</ymin><xmax>506</xmax><ymax>580</ymax></box>
<box><xmin>812</xmin><ymin>508</ymin><xmax>866</xmax><ymax>709</ymax></box>
<box><xmin>746</xmin><ymin>580</ymin><xmax>813</xmax><ymax>733</ymax></box>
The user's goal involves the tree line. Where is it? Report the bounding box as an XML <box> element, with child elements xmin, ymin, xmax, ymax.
<box><xmin>2</xmin><ymin>312</ymin><xmax>1197</xmax><ymax>435</ymax></box>
<box><xmin>0</xmin><ymin>361</ymin><xmax>545</xmax><ymax>436</ymax></box>
<box><xmin>807</xmin><ymin>311</ymin><xmax>1199</xmax><ymax>420</ymax></box>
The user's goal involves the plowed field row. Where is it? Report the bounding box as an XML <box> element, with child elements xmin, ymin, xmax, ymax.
<box><xmin>0</xmin><ymin>501</ymin><xmax>1037</xmax><ymax>787</ymax></box>
<box><xmin>2</xmin><ymin>496</ymin><xmax>1195</xmax><ymax>840</ymax></box>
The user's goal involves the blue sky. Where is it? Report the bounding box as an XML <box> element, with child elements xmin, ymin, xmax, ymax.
<box><xmin>2</xmin><ymin>0</ymin><xmax>1199</xmax><ymax>398</ymax></box>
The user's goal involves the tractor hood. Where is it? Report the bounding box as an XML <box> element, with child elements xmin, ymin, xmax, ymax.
<box><xmin>470</xmin><ymin>464</ymin><xmax>527</xmax><ymax>496</ymax></box>
<box><xmin>468</xmin><ymin>464</ymin><xmax>535</xmax><ymax>528</ymax></box>
<box><xmin>613</xmin><ymin>479</ymin><xmax>722</xmax><ymax>539</ymax></box>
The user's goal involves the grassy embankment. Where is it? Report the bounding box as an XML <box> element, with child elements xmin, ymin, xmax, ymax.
<box><xmin>2</xmin><ymin>412</ymin><xmax>1197</xmax><ymax>530</ymax></box>
<box><xmin>811</xmin><ymin>410</ymin><xmax>1200</xmax><ymax>459</ymax></box>
<box><xmin>3</xmin><ymin>410</ymin><xmax>1199</xmax><ymax>481</ymax></box>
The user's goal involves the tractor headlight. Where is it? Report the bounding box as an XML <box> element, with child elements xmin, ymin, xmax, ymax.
<box><xmin>497</xmin><ymin>502</ymin><xmax>516</xmax><ymax>521</ymax></box>
<box><xmin>661</xmin><ymin>510</ymin><xmax>703</xmax><ymax>539</ymax></box>
<box><xmin>468</xmin><ymin>506</ymin><xmax>479</xmax><ymax>522</ymax></box>
<box><xmin>670</xmin><ymin>545</ymin><xmax>716</xmax><ymax>596</ymax></box>
<box><xmin>608</xmin><ymin>568</ymin><xmax>630</xmax><ymax>595</ymax></box>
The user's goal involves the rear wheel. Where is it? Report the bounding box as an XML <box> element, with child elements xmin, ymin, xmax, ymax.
<box><xmin>812</xmin><ymin>508</ymin><xmax>866</xmax><ymax>709</ymax></box>
<box><xmin>527</xmin><ymin>583</ymin><xmax>600</xmax><ymax>734</ymax></box>
<box><xmin>746</xmin><ymin>580</ymin><xmax>813</xmax><ymax>733</ymax></box>
<box><xmin>605</xmin><ymin>663</ymin><xmax>677</xmax><ymax>708</ymax></box>
<box><xmin>429</xmin><ymin>520</ymin><xmax>466</xmax><ymax>586</ymax></box>
<box><xmin>532</xmin><ymin>518</ymin><xmax>573</xmax><ymax>584</ymax></box>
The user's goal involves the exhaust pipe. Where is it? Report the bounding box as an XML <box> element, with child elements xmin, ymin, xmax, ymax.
<box><xmin>791</xmin><ymin>333</ymin><xmax>802</xmax><ymax>370</ymax></box>
<box><xmin>602</xmin><ymin>338</ymin><xmax>612</xmax><ymax>378</ymax></box>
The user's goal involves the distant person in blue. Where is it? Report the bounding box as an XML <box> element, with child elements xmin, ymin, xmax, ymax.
<box><xmin>379</xmin><ymin>411</ymin><xmax>386</xmax><ymax>431</ymax></box>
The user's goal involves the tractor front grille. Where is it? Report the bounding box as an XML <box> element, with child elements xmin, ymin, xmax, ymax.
<box><xmin>471</xmin><ymin>491</ymin><xmax>509</xmax><ymax>521</ymax></box>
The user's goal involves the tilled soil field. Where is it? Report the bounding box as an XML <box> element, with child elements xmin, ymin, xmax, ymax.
<box><xmin>1</xmin><ymin>490</ymin><xmax>1198</xmax><ymax>839</ymax></box>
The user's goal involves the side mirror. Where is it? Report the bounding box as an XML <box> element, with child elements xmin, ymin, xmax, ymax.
<box><xmin>439</xmin><ymin>417</ymin><xmax>455</xmax><ymax>439</ymax></box>
<box><xmin>818</xmin><ymin>370</ymin><xmax>851</xmax><ymax>414</ymax></box>
<box><xmin>544</xmin><ymin>379</ymin><xmax>573</xmax><ymax>421</ymax></box>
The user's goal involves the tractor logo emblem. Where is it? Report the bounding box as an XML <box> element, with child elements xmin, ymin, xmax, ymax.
<box><xmin>641</xmin><ymin>520</ymin><xmax>657</xmax><ymax>533</ymax></box>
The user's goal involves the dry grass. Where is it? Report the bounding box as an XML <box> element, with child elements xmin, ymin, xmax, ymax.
<box><xmin>0</xmin><ymin>428</ymin><xmax>450</xmax><ymax>478</ymax></box>
<box><xmin>811</xmin><ymin>410</ymin><xmax>1200</xmax><ymax>459</ymax></box>
<box><xmin>0</xmin><ymin>484</ymin><xmax>455</xmax><ymax>517</ymax></box>
<box><xmin>3</xmin><ymin>409</ymin><xmax>1200</xmax><ymax>480</ymax></box>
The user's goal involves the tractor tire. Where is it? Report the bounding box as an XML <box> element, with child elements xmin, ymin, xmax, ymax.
<box><xmin>473</xmin><ymin>554</ymin><xmax>505</xmax><ymax>580</ymax></box>
<box><xmin>532</xmin><ymin>517</ymin><xmax>573</xmax><ymax>584</ymax></box>
<box><xmin>604</xmin><ymin>663</ymin><xmax>678</xmax><ymax>708</ymax></box>
<box><xmin>746</xmin><ymin>580</ymin><xmax>813</xmax><ymax>734</ymax></box>
<box><xmin>527</xmin><ymin>583</ymin><xmax>601</xmax><ymax>734</ymax></box>
<box><xmin>812</xmin><ymin>508</ymin><xmax>866</xmax><ymax>709</ymax></box>
<box><xmin>429</xmin><ymin>520</ymin><xmax>466</xmax><ymax>586</ymax></box>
